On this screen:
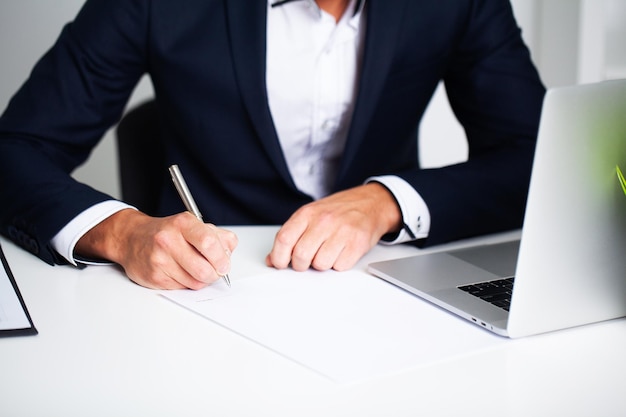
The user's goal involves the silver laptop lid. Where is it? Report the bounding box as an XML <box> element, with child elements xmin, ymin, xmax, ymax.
<box><xmin>508</xmin><ymin>79</ymin><xmax>626</xmax><ymax>337</ymax></box>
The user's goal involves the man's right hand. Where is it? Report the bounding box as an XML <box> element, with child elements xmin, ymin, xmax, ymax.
<box><xmin>75</xmin><ymin>209</ymin><xmax>237</xmax><ymax>290</ymax></box>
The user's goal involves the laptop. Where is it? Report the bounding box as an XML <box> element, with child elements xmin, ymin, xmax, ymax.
<box><xmin>368</xmin><ymin>79</ymin><xmax>626</xmax><ymax>338</ymax></box>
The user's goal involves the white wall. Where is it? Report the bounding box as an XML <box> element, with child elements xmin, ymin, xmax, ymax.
<box><xmin>416</xmin><ymin>0</ymin><xmax>626</xmax><ymax>167</ymax></box>
<box><xmin>1</xmin><ymin>1</ymin><xmax>624</xmax><ymax>196</ymax></box>
<box><xmin>420</xmin><ymin>0</ymin><xmax>541</xmax><ymax>168</ymax></box>
<box><xmin>0</xmin><ymin>0</ymin><xmax>153</xmax><ymax>199</ymax></box>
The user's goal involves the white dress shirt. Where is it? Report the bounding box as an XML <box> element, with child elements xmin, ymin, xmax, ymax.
<box><xmin>51</xmin><ymin>0</ymin><xmax>430</xmax><ymax>265</ymax></box>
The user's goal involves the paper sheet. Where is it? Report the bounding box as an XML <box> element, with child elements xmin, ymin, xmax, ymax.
<box><xmin>161</xmin><ymin>269</ymin><xmax>506</xmax><ymax>383</ymax></box>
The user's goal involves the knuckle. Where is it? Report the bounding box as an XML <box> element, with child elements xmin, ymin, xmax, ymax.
<box><xmin>315</xmin><ymin>211</ymin><xmax>335</xmax><ymax>226</ymax></box>
<box><xmin>311</xmin><ymin>258</ymin><xmax>332</xmax><ymax>271</ymax></box>
<box><xmin>173</xmin><ymin>211</ymin><xmax>195</xmax><ymax>225</ymax></box>
<box><xmin>268</xmin><ymin>252</ymin><xmax>289</xmax><ymax>269</ymax></box>
<box><xmin>274</xmin><ymin>228</ymin><xmax>296</xmax><ymax>248</ymax></box>
<box><xmin>225</xmin><ymin>230</ymin><xmax>238</xmax><ymax>247</ymax></box>
<box><xmin>291</xmin><ymin>249</ymin><xmax>312</xmax><ymax>271</ymax></box>
<box><xmin>291</xmin><ymin>246</ymin><xmax>308</xmax><ymax>262</ymax></box>
<box><xmin>152</xmin><ymin>229</ymin><xmax>173</xmax><ymax>251</ymax></box>
<box><xmin>169</xmin><ymin>213</ymin><xmax>186</xmax><ymax>229</ymax></box>
<box><xmin>147</xmin><ymin>251</ymin><xmax>168</xmax><ymax>270</ymax></box>
<box><xmin>197</xmin><ymin>234</ymin><xmax>220</xmax><ymax>254</ymax></box>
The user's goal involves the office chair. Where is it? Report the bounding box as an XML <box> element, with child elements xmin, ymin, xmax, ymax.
<box><xmin>115</xmin><ymin>99</ymin><xmax>164</xmax><ymax>216</ymax></box>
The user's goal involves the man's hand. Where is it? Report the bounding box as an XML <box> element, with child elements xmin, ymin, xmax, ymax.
<box><xmin>75</xmin><ymin>209</ymin><xmax>238</xmax><ymax>290</ymax></box>
<box><xmin>266</xmin><ymin>182</ymin><xmax>402</xmax><ymax>271</ymax></box>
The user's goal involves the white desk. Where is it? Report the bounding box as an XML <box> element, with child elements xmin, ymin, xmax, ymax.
<box><xmin>1</xmin><ymin>226</ymin><xmax>625</xmax><ymax>417</ymax></box>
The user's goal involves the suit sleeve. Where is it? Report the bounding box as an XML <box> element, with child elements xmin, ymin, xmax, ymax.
<box><xmin>401</xmin><ymin>0</ymin><xmax>546</xmax><ymax>246</ymax></box>
<box><xmin>0</xmin><ymin>0</ymin><xmax>148</xmax><ymax>264</ymax></box>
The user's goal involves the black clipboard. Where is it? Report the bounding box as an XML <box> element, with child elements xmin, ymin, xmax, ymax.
<box><xmin>0</xmin><ymin>244</ymin><xmax>37</xmax><ymax>337</ymax></box>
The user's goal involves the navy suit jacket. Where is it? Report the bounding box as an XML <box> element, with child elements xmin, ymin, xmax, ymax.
<box><xmin>0</xmin><ymin>0</ymin><xmax>545</xmax><ymax>265</ymax></box>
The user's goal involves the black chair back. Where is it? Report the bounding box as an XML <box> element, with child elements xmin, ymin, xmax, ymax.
<box><xmin>115</xmin><ymin>100</ymin><xmax>164</xmax><ymax>216</ymax></box>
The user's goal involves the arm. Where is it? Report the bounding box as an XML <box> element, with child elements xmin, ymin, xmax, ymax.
<box><xmin>267</xmin><ymin>0</ymin><xmax>545</xmax><ymax>270</ymax></box>
<box><xmin>0</xmin><ymin>0</ymin><xmax>237</xmax><ymax>289</ymax></box>
<box><xmin>0</xmin><ymin>0</ymin><xmax>148</xmax><ymax>263</ymax></box>
<box><xmin>404</xmin><ymin>0</ymin><xmax>545</xmax><ymax>245</ymax></box>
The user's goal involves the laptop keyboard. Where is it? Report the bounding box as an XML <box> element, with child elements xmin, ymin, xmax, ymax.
<box><xmin>458</xmin><ymin>277</ymin><xmax>515</xmax><ymax>311</ymax></box>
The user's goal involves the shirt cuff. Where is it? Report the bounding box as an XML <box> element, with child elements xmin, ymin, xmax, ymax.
<box><xmin>366</xmin><ymin>175</ymin><xmax>431</xmax><ymax>245</ymax></box>
<box><xmin>50</xmin><ymin>200</ymin><xmax>136</xmax><ymax>266</ymax></box>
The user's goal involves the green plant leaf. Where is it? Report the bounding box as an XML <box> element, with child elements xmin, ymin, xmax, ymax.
<box><xmin>617</xmin><ymin>165</ymin><xmax>626</xmax><ymax>196</ymax></box>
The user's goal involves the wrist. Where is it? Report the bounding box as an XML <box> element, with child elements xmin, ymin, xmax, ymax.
<box><xmin>75</xmin><ymin>208</ymin><xmax>148</xmax><ymax>264</ymax></box>
<box><xmin>366</xmin><ymin>182</ymin><xmax>403</xmax><ymax>235</ymax></box>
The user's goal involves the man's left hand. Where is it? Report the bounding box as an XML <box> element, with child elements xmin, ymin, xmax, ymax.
<box><xmin>266</xmin><ymin>182</ymin><xmax>402</xmax><ymax>271</ymax></box>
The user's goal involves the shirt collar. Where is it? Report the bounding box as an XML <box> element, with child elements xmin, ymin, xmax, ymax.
<box><xmin>270</xmin><ymin>0</ymin><xmax>365</xmax><ymax>18</ymax></box>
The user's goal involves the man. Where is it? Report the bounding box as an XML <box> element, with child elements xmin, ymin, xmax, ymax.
<box><xmin>0</xmin><ymin>0</ymin><xmax>545</xmax><ymax>290</ymax></box>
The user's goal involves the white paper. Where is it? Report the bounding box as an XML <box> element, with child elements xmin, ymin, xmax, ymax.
<box><xmin>162</xmin><ymin>269</ymin><xmax>507</xmax><ymax>383</ymax></box>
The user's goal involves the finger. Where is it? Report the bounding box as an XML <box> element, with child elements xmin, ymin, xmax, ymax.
<box><xmin>151</xmin><ymin>216</ymin><xmax>221</xmax><ymax>286</ymax></box>
<box><xmin>183</xmin><ymin>223</ymin><xmax>233</xmax><ymax>277</ymax></box>
<box><xmin>329</xmin><ymin>244</ymin><xmax>362</xmax><ymax>271</ymax></box>
<box><xmin>311</xmin><ymin>226</ymin><xmax>373</xmax><ymax>272</ymax></box>
<box><xmin>289</xmin><ymin>226</ymin><xmax>329</xmax><ymax>271</ymax></box>
<box><xmin>158</xmin><ymin>260</ymin><xmax>211</xmax><ymax>290</ymax></box>
<box><xmin>207</xmin><ymin>224</ymin><xmax>238</xmax><ymax>276</ymax></box>
<box><xmin>216</xmin><ymin>227</ymin><xmax>238</xmax><ymax>254</ymax></box>
<box><xmin>142</xmin><ymin>215</ymin><xmax>222</xmax><ymax>287</ymax></box>
<box><xmin>126</xmin><ymin>250</ymin><xmax>209</xmax><ymax>290</ymax></box>
<box><xmin>268</xmin><ymin>217</ymin><xmax>308</xmax><ymax>269</ymax></box>
<box><xmin>173</xmin><ymin>241</ymin><xmax>223</xmax><ymax>285</ymax></box>
<box><xmin>310</xmin><ymin>237</ymin><xmax>346</xmax><ymax>271</ymax></box>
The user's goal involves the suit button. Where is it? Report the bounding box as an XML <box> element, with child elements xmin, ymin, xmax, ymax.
<box><xmin>7</xmin><ymin>226</ymin><xmax>39</xmax><ymax>255</ymax></box>
<box><xmin>7</xmin><ymin>225</ymin><xmax>18</xmax><ymax>240</ymax></box>
<box><xmin>25</xmin><ymin>237</ymin><xmax>39</xmax><ymax>255</ymax></box>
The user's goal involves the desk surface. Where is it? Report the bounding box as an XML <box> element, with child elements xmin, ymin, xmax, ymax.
<box><xmin>1</xmin><ymin>226</ymin><xmax>625</xmax><ymax>417</ymax></box>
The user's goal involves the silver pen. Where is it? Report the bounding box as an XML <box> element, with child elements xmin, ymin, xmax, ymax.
<box><xmin>168</xmin><ymin>164</ymin><xmax>231</xmax><ymax>287</ymax></box>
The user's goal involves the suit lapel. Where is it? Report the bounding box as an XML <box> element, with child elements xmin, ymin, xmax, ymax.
<box><xmin>224</xmin><ymin>0</ymin><xmax>295</xmax><ymax>187</ymax></box>
<box><xmin>224</xmin><ymin>0</ymin><xmax>411</xmax><ymax>191</ymax></box>
<box><xmin>337</xmin><ymin>0</ymin><xmax>411</xmax><ymax>182</ymax></box>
